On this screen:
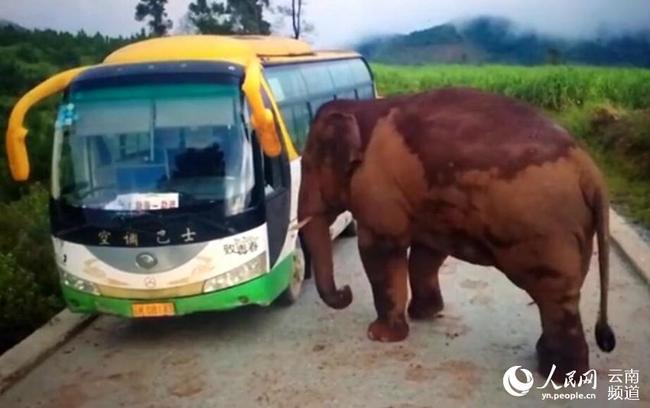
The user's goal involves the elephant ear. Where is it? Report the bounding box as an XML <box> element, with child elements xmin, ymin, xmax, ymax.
<box><xmin>320</xmin><ymin>112</ymin><xmax>363</xmax><ymax>172</ymax></box>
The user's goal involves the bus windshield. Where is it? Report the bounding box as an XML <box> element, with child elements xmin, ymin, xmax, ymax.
<box><xmin>52</xmin><ymin>82</ymin><xmax>256</xmax><ymax>215</ymax></box>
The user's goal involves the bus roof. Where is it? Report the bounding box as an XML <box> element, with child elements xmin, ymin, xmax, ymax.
<box><xmin>261</xmin><ymin>50</ymin><xmax>360</xmax><ymax>65</ymax></box>
<box><xmin>104</xmin><ymin>35</ymin><xmax>360</xmax><ymax>67</ymax></box>
<box><xmin>4</xmin><ymin>35</ymin><xmax>364</xmax><ymax>181</ymax></box>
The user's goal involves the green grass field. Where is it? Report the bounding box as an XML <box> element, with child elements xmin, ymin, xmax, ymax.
<box><xmin>372</xmin><ymin>64</ymin><xmax>650</xmax><ymax>228</ymax></box>
<box><xmin>372</xmin><ymin>64</ymin><xmax>650</xmax><ymax>110</ymax></box>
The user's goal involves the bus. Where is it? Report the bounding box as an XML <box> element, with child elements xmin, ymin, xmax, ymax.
<box><xmin>5</xmin><ymin>35</ymin><xmax>376</xmax><ymax>318</ymax></box>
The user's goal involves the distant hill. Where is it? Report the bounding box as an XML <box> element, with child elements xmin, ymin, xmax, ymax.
<box><xmin>0</xmin><ymin>18</ymin><xmax>26</xmax><ymax>31</ymax></box>
<box><xmin>357</xmin><ymin>16</ymin><xmax>650</xmax><ymax>67</ymax></box>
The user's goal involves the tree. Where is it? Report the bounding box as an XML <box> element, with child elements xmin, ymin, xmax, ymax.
<box><xmin>185</xmin><ymin>0</ymin><xmax>272</xmax><ymax>35</ymax></box>
<box><xmin>135</xmin><ymin>0</ymin><xmax>173</xmax><ymax>37</ymax></box>
<box><xmin>228</xmin><ymin>0</ymin><xmax>271</xmax><ymax>35</ymax></box>
<box><xmin>277</xmin><ymin>0</ymin><xmax>313</xmax><ymax>39</ymax></box>
<box><xmin>187</xmin><ymin>0</ymin><xmax>233</xmax><ymax>34</ymax></box>
<box><xmin>546</xmin><ymin>47</ymin><xmax>562</xmax><ymax>65</ymax></box>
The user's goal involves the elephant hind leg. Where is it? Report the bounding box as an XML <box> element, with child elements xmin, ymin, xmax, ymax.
<box><xmin>358</xmin><ymin>231</ymin><xmax>409</xmax><ymax>342</ymax></box>
<box><xmin>512</xmin><ymin>265</ymin><xmax>589</xmax><ymax>380</ymax></box>
<box><xmin>501</xmin><ymin>236</ymin><xmax>590</xmax><ymax>380</ymax></box>
<box><xmin>407</xmin><ymin>244</ymin><xmax>447</xmax><ymax>320</ymax></box>
<box><xmin>533</xmin><ymin>285</ymin><xmax>588</xmax><ymax>381</ymax></box>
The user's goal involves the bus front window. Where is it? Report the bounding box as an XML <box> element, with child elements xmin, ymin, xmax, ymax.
<box><xmin>53</xmin><ymin>83</ymin><xmax>256</xmax><ymax>215</ymax></box>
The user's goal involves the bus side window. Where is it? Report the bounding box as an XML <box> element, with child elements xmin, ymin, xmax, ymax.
<box><xmin>357</xmin><ymin>84</ymin><xmax>375</xmax><ymax>100</ymax></box>
<box><xmin>265</xmin><ymin>67</ymin><xmax>311</xmax><ymax>153</ymax></box>
<box><xmin>278</xmin><ymin>102</ymin><xmax>310</xmax><ymax>152</ymax></box>
<box><xmin>328</xmin><ymin>60</ymin><xmax>356</xmax><ymax>100</ymax></box>
<box><xmin>348</xmin><ymin>58</ymin><xmax>375</xmax><ymax>99</ymax></box>
<box><xmin>301</xmin><ymin>63</ymin><xmax>334</xmax><ymax>97</ymax></box>
<box><xmin>264</xmin><ymin>58</ymin><xmax>374</xmax><ymax>153</ymax></box>
<box><xmin>301</xmin><ymin>61</ymin><xmax>336</xmax><ymax>118</ymax></box>
<box><xmin>348</xmin><ymin>59</ymin><xmax>372</xmax><ymax>84</ymax></box>
<box><xmin>309</xmin><ymin>97</ymin><xmax>331</xmax><ymax>116</ymax></box>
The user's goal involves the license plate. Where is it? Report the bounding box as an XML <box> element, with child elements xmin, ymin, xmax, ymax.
<box><xmin>132</xmin><ymin>303</ymin><xmax>175</xmax><ymax>317</ymax></box>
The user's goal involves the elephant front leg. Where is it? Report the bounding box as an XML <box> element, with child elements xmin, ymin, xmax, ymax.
<box><xmin>408</xmin><ymin>244</ymin><xmax>447</xmax><ymax>320</ymax></box>
<box><xmin>358</xmin><ymin>233</ymin><xmax>409</xmax><ymax>342</ymax></box>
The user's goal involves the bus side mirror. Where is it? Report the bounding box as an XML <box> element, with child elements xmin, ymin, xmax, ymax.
<box><xmin>5</xmin><ymin>66</ymin><xmax>91</xmax><ymax>181</ymax></box>
<box><xmin>6</xmin><ymin>126</ymin><xmax>29</xmax><ymax>181</ymax></box>
<box><xmin>250</xmin><ymin>108</ymin><xmax>280</xmax><ymax>155</ymax></box>
<box><xmin>242</xmin><ymin>62</ymin><xmax>282</xmax><ymax>157</ymax></box>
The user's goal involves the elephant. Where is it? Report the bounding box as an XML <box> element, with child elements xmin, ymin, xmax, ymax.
<box><xmin>297</xmin><ymin>87</ymin><xmax>616</xmax><ymax>379</ymax></box>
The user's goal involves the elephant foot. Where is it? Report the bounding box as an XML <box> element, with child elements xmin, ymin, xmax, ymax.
<box><xmin>536</xmin><ymin>335</ymin><xmax>589</xmax><ymax>381</ymax></box>
<box><xmin>367</xmin><ymin>319</ymin><xmax>409</xmax><ymax>342</ymax></box>
<box><xmin>407</xmin><ymin>297</ymin><xmax>444</xmax><ymax>320</ymax></box>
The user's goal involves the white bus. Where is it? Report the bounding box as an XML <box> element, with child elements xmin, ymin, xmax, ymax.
<box><xmin>5</xmin><ymin>35</ymin><xmax>376</xmax><ymax>317</ymax></box>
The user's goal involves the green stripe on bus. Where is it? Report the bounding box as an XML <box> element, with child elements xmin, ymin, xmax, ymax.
<box><xmin>61</xmin><ymin>253</ymin><xmax>295</xmax><ymax>317</ymax></box>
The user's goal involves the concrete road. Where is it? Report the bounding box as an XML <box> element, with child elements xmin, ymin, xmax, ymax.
<box><xmin>1</xmin><ymin>236</ymin><xmax>649</xmax><ymax>408</ymax></box>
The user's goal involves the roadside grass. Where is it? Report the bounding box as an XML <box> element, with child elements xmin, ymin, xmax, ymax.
<box><xmin>554</xmin><ymin>104</ymin><xmax>650</xmax><ymax>227</ymax></box>
<box><xmin>0</xmin><ymin>184</ymin><xmax>62</xmax><ymax>353</ymax></box>
<box><xmin>372</xmin><ymin>64</ymin><xmax>650</xmax><ymax>229</ymax></box>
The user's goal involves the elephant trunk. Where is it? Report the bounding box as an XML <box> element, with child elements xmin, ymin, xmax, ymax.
<box><xmin>300</xmin><ymin>214</ymin><xmax>352</xmax><ymax>309</ymax></box>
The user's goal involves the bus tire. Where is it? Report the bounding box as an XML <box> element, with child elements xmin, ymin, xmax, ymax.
<box><xmin>275</xmin><ymin>240</ymin><xmax>306</xmax><ymax>306</ymax></box>
<box><xmin>300</xmin><ymin>234</ymin><xmax>313</xmax><ymax>280</ymax></box>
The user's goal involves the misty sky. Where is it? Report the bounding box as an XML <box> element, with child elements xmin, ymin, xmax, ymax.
<box><xmin>1</xmin><ymin>0</ymin><xmax>649</xmax><ymax>47</ymax></box>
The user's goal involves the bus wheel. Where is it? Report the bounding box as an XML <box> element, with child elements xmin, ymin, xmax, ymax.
<box><xmin>276</xmin><ymin>241</ymin><xmax>305</xmax><ymax>306</ymax></box>
<box><xmin>300</xmin><ymin>234</ymin><xmax>312</xmax><ymax>280</ymax></box>
<box><xmin>341</xmin><ymin>220</ymin><xmax>357</xmax><ymax>237</ymax></box>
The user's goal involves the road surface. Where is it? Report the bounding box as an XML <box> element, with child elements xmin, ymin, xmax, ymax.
<box><xmin>1</xmin><ymin>236</ymin><xmax>649</xmax><ymax>407</ymax></box>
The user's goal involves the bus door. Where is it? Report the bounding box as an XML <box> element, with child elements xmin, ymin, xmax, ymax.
<box><xmin>259</xmin><ymin>88</ymin><xmax>291</xmax><ymax>267</ymax></box>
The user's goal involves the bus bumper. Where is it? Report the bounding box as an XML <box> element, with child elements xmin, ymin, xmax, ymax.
<box><xmin>60</xmin><ymin>255</ymin><xmax>294</xmax><ymax>317</ymax></box>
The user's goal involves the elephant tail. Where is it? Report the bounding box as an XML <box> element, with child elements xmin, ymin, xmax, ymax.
<box><xmin>593</xmin><ymin>187</ymin><xmax>616</xmax><ymax>352</ymax></box>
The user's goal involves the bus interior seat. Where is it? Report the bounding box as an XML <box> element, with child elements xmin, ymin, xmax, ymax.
<box><xmin>116</xmin><ymin>165</ymin><xmax>167</xmax><ymax>191</ymax></box>
<box><xmin>165</xmin><ymin>126</ymin><xmax>231</xmax><ymax>179</ymax></box>
<box><xmin>93</xmin><ymin>136</ymin><xmax>112</xmax><ymax>166</ymax></box>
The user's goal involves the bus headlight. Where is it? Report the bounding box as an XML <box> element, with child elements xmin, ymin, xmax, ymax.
<box><xmin>61</xmin><ymin>271</ymin><xmax>100</xmax><ymax>295</ymax></box>
<box><xmin>202</xmin><ymin>252</ymin><xmax>267</xmax><ymax>293</ymax></box>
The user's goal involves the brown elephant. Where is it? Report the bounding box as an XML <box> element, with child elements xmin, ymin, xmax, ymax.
<box><xmin>297</xmin><ymin>87</ymin><xmax>615</xmax><ymax>379</ymax></box>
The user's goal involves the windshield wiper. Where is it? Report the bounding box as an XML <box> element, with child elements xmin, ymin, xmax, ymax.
<box><xmin>192</xmin><ymin>213</ymin><xmax>237</xmax><ymax>235</ymax></box>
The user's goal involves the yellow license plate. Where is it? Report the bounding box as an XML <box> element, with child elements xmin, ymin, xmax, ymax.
<box><xmin>132</xmin><ymin>303</ymin><xmax>175</xmax><ymax>317</ymax></box>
